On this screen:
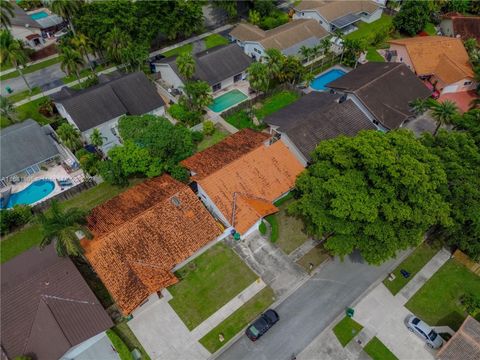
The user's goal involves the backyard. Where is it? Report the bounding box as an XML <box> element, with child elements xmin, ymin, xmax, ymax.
<box><xmin>196</xmin><ymin>125</ymin><xmax>229</xmax><ymax>151</ymax></box>
<box><xmin>346</xmin><ymin>15</ymin><xmax>393</xmax><ymax>44</ymax></box>
<box><xmin>383</xmin><ymin>242</ymin><xmax>441</xmax><ymax>295</ymax></box>
<box><xmin>168</xmin><ymin>242</ymin><xmax>258</xmax><ymax>330</ymax></box>
<box><xmin>161</xmin><ymin>34</ymin><xmax>228</xmax><ymax>58</ymax></box>
<box><xmin>199</xmin><ymin>287</ymin><xmax>275</xmax><ymax>353</ymax></box>
<box><xmin>333</xmin><ymin>316</ymin><xmax>363</xmax><ymax>347</ymax></box>
<box><xmin>406</xmin><ymin>259</ymin><xmax>480</xmax><ymax>330</ymax></box>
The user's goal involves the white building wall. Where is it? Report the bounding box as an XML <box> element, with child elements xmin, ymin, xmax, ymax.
<box><xmin>242</xmin><ymin>41</ymin><xmax>266</xmax><ymax>59</ymax></box>
<box><xmin>242</xmin><ymin>219</ymin><xmax>262</xmax><ymax>238</ymax></box>
<box><xmin>388</xmin><ymin>44</ymin><xmax>415</xmax><ymax>72</ymax></box>
<box><xmin>439</xmin><ymin>19</ymin><xmax>454</xmax><ymax>37</ymax></box>
<box><xmin>279</xmin><ymin>134</ymin><xmax>309</xmax><ymax>167</ymax></box>
<box><xmin>441</xmin><ymin>77</ymin><xmax>477</xmax><ymax>94</ymax></box>
<box><xmin>197</xmin><ymin>183</ymin><xmax>230</xmax><ymax>227</ymax></box>
<box><xmin>9</xmin><ymin>25</ymin><xmax>42</xmax><ymax>43</ymax></box>
<box><xmin>83</xmin><ymin>116</ymin><xmax>122</xmax><ymax>154</ymax></box>
<box><xmin>361</xmin><ymin>8</ymin><xmax>382</xmax><ymax>23</ymax></box>
<box><xmin>293</xmin><ymin>10</ymin><xmax>330</xmax><ymax>31</ymax></box>
<box><xmin>61</xmin><ymin>332</ymin><xmax>107</xmax><ymax>360</ymax></box>
<box><xmin>155</xmin><ymin>63</ymin><xmax>184</xmax><ymax>89</ymax></box>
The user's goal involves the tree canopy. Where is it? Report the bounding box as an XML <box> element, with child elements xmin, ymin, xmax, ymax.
<box><xmin>290</xmin><ymin>130</ymin><xmax>451</xmax><ymax>264</ymax></box>
<box><xmin>393</xmin><ymin>0</ymin><xmax>430</xmax><ymax>36</ymax></box>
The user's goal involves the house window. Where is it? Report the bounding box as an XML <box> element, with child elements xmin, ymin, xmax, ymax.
<box><xmin>464</xmin><ymin>81</ymin><xmax>472</xmax><ymax>86</ymax></box>
<box><xmin>254</xmin><ymin>48</ymin><xmax>262</xmax><ymax>54</ymax></box>
<box><xmin>233</xmin><ymin>73</ymin><xmax>242</xmax><ymax>82</ymax></box>
<box><xmin>212</xmin><ymin>83</ymin><xmax>221</xmax><ymax>92</ymax></box>
<box><xmin>26</xmin><ymin>164</ymin><xmax>40</xmax><ymax>175</ymax></box>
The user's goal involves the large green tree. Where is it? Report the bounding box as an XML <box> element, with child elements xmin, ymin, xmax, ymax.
<box><xmin>453</xmin><ymin>109</ymin><xmax>480</xmax><ymax>146</ymax></box>
<box><xmin>393</xmin><ymin>0</ymin><xmax>430</xmax><ymax>36</ymax></box>
<box><xmin>0</xmin><ymin>95</ymin><xmax>17</xmax><ymax>124</ymax></box>
<box><xmin>0</xmin><ymin>30</ymin><xmax>32</xmax><ymax>92</ymax></box>
<box><xmin>248</xmin><ymin>61</ymin><xmax>270</xmax><ymax>92</ymax></box>
<box><xmin>428</xmin><ymin>99</ymin><xmax>459</xmax><ymax>135</ymax></box>
<box><xmin>0</xmin><ymin>0</ymin><xmax>14</xmax><ymax>28</ymax></box>
<box><xmin>59</xmin><ymin>46</ymin><xmax>85</xmax><ymax>85</ymax></box>
<box><xmin>290</xmin><ymin>130</ymin><xmax>450</xmax><ymax>264</ymax></box>
<box><xmin>103</xmin><ymin>27</ymin><xmax>131</xmax><ymax>65</ymax></box>
<box><xmin>57</xmin><ymin>122</ymin><xmax>82</xmax><ymax>151</ymax></box>
<box><xmin>71</xmin><ymin>33</ymin><xmax>94</xmax><ymax>72</ymax></box>
<box><xmin>47</xmin><ymin>0</ymin><xmax>81</xmax><ymax>35</ymax></box>
<box><xmin>176</xmin><ymin>51</ymin><xmax>196</xmax><ymax>80</ymax></box>
<box><xmin>106</xmin><ymin>140</ymin><xmax>160</xmax><ymax>178</ymax></box>
<box><xmin>180</xmin><ymin>80</ymin><xmax>213</xmax><ymax>112</ymax></box>
<box><xmin>422</xmin><ymin>130</ymin><xmax>480</xmax><ymax>260</ymax></box>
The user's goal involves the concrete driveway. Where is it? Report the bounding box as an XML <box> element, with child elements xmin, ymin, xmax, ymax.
<box><xmin>226</xmin><ymin>232</ymin><xmax>307</xmax><ymax>298</ymax></box>
<box><xmin>354</xmin><ymin>284</ymin><xmax>436</xmax><ymax>360</ymax></box>
<box><xmin>216</xmin><ymin>250</ymin><xmax>408</xmax><ymax>360</ymax></box>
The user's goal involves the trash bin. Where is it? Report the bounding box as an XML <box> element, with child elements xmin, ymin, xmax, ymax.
<box><xmin>233</xmin><ymin>232</ymin><xmax>241</xmax><ymax>241</ymax></box>
<box><xmin>6</xmin><ymin>86</ymin><xmax>13</xmax><ymax>94</ymax></box>
<box><xmin>346</xmin><ymin>307</ymin><xmax>354</xmax><ymax>318</ymax></box>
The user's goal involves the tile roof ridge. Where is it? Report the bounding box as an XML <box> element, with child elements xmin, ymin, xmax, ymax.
<box><xmin>441</xmin><ymin>52</ymin><xmax>471</xmax><ymax>76</ymax></box>
<box><xmin>231</xmin><ymin>192</ymin><xmax>274</xmax><ymax>228</ymax></box>
<box><xmin>354</xmin><ymin>63</ymin><xmax>401</xmax><ymax>92</ymax></box>
<box><xmin>22</xmin><ymin>297</ymin><xmax>44</xmax><ymax>355</ymax></box>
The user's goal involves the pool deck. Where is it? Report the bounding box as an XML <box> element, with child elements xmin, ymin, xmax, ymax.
<box><xmin>210</xmin><ymin>80</ymin><xmax>251</xmax><ymax>113</ymax></box>
<box><xmin>305</xmin><ymin>64</ymin><xmax>351</xmax><ymax>94</ymax></box>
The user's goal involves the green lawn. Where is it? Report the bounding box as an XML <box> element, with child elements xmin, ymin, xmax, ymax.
<box><xmin>62</xmin><ymin>67</ymin><xmax>91</xmax><ymax>84</ymax></box>
<box><xmin>424</xmin><ymin>23</ymin><xmax>437</xmax><ymax>36</ymax></box>
<box><xmin>254</xmin><ymin>91</ymin><xmax>300</xmax><ymax>120</ymax></box>
<box><xmin>406</xmin><ymin>259</ymin><xmax>480</xmax><ymax>330</ymax></box>
<box><xmin>333</xmin><ymin>316</ymin><xmax>363</xmax><ymax>347</ymax></box>
<box><xmin>197</xmin><ymin>127</ymin><xmax>229</xmax><ymax>151</ymax></box>
<box><xmin>107</xmin><ymin>329</ymin><xmax>133</xmax><ymax>360</ymax></box>
<box><xmin>297</xmin><ymin>245</ymin><xmax>330</xmax><ymax>273</ymax></box>
<box><xmin>366</xmin><ymin>48</ymin><xmax>385</xmax><ymax>62</ymax></box>
<box><xmin>363</xmin><ymin>337</ymin><xmax>398</xmax><ymax>360</ymax></box>
<box><xmin>6</xmin><ymin>87</ymin><xmax>42</xmax><ymax>103</ymax></box>
<box><xmin>225</xmin><ymin>110</ymin><xmax>258</xmax><ymax>129</ymax></box>
<box><xmin>204</xmin><ymin>34</ymin><xmax>229</xmax><ymax>49</ymax></box>
<box><xmin>162</xmin><ymin>43</ymin><xmax>194</xmax><ymax>57</ymax></box>
<box><xmin>168</xmin><ymin>242</ymin><xmax>258</xmax><ymax>330</ymax></box>
<box><xmin>272</xmin><ymin>199</ymin><xmax>309</xmax><ymax>254</ymax></box>
<box><xmin>114</xmin><ymin>322</ymin><xmax>151</xmax><ymax>360</ymax></box>
<box><xmin>199</xmin><ymin>287</ymin><xmax>275</xmax><ymax>353</ymax></box>
<box><xmin>0</xmin><ymin>56</ymin><xmax>61</xmax><ymax>81</ymax></box>
<box><xmin>265</xmin><ymin>214</ymin><xmax>279</xmax><ymax>242</ymax></box>
<box><xmin>383</xmin><ymin>243</ymin><xmax>441</xmax><ymax>295</ymax></box>
<box><xmin>346</xmin><ymin>15</ymin><xmax>393</xmax><ymax>44</ymax></box>
<box><xmin>16</xmin><ymin>96</ymin><xmax>53</xmax><ymax>124</ymax></box>
<box><xmin>0</xmin><ymin>181</ymin><xmax>143</xmax><ymax>264</ymax></box>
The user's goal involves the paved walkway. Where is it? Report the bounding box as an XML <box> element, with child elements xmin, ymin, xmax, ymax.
<box><xmin>397</xmin><ymin>248</ymin><xmax>451</xmax><ymax>304</ymax></box>
<box><xmin>206</xmin><ymin>109</ymin><xmax>238</xmax><ymax>134</ymax></box>
<box><xmin>191</xmin><ymin>279</ymin><xmax>266</xmax><ymax>340</ymax></box>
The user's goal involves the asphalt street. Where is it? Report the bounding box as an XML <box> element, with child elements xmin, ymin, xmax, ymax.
<box><xmin>216</xmin><ymin>251</ymin><xmax>407</xmax><ymax>360</ymax></box>
<box><xmin>1</xmin><ymin>63</ymin><xmax>65</xmax><ymax>95</ymax></box>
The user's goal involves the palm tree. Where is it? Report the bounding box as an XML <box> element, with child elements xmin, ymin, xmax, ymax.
<box><xmin>46</xmin><ymin>0</ymin><xmax>81</xmax><ymax>35</ymax></box>
<box><xmin>429</xmin><ymin>99</ymin><xmax>459</xmax><ymax>135</ymax></box>
<box><xmin>89</xmin><ymin>128</ymin><xmax>103</xmax><ymax>148</ymax></box>
<box><xmin>299</xmin><ymin>45</ymin><xmax>312</xmax><ymax>64</ymax></box>
<box><xmin>176</xmin><ymin>51</ymin><xmax>195</xmax><ymax>80</ymax></box>
<box><xmin>0</xmin><ymin>0</ymin><xmax>14</xmax><ymax>28</ymax></box>
<box><xmin>0</xmin><ymin>30</ymin><xmax>32</xmax><ymax>93</ymax></box>
<box><xmin>265</xmin><ymin>48</ymin><xmax>283</xmax><ymax>83</ymax></box>
<box><xmin>334</xmin><ymin>29</ymin><xmax>345</xmax><ymax>62</ymax></box>
<box><xmin>103</xmin><ymin>27</ymin><xmax>130</xmax><ymax>64</ymax></box>
<box><xmin>71</xmin><ymin>33</ymin><xmax>94</xmax><ymax>72</ymax></box>
<box><xmin>249</xmin><ymin>9</ymin><xmax>260</xmax><ymax>26</ymax></box>
<box><xmin>247</xmin><ymin>61</ymin><xmax>269</xmax><ymax>93</ymax></box>
<box><xmin>320</xmin><ymin>37</ymin><xmax>331</xmax><ymax>68</ymax></box>
<box><xmin>38</xmin><ymin>201</ymin><xmax>92</xmax><ymax>257</ymax></box>
<box><xmin>0</xmin><ymin>95</ymin><xmax>17</xmax><ymax>123</ymax></box>
<box><xmin>303</xmin><ymin>72</ymin><xmax>315</xmax><ymax>87</ymax></box>
<box><xmin>310</xmin><ymin>44</ymin><xmax>322</xmax><ymax>72</ymax></box>
<box><xmin>57</xmin><ymin>122</ymin><xmax>83</xmax><ymax>151</ymax></box>
<box><xmin>410</xmin><ymin>98</ymin><xmax>429</xmax><ymax>115</ymax></box>
<box><xmin>59</xmin><ymin>46</ymin><xmax>85</xmax><ymax>85</ymax></box>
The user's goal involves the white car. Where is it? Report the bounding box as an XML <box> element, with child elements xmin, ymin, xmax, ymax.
<box><xmin>405</xmin><ymin>315</ymin><xmax>443</xmax><ymax>349</ymax></box>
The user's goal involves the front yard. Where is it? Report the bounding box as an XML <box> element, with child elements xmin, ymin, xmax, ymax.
<box><xmin>364</xmin><ymin>337</ymin><xmax>398</xmax><ymax>360</ymax></box>
<box><xmin>168</xmin><ymin>242</ymin><xmax>258</xmax><ymax>330</ymax></box>
<box><xmin>199</xmin><ymin>287</ymin><xmax>275</xmax><ymax>353</ymax></box>
<box><xmin>405</xmin><ymin>259</ymin><xmax>480</xmax><ymax>330</ymax></box>
<box><xmin>333</xmin><ymin>316</ymin><xmax>363</xmax><ymax>347</ymax></box>
<box><xmin>297</xmin><ymin>245</ymin><xmax>330</xmax><ymax>273</ymax></box>
<box><xmin>383</xmin><ymin>242</ymin><xmax>441</xmax><ymax>295</ymax></box>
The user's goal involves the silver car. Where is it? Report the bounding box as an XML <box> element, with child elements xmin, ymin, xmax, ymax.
<box><xmin>405</xmin><ymin>315</ymin><xmax>443</xmax><ymax>349</ymax></box>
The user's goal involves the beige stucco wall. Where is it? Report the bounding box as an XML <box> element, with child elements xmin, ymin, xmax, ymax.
<box><xmin>389</xmin><ymin>44</ymin><xmax>415</xmax><ymax>72</ymax></box>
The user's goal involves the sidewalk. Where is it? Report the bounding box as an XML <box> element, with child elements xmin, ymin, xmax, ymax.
<box><xmin>190</xmin><ymin>279</ymin><xmax>266</xmax><ymax>340</ymax></box>
<box><xmin>0</xmin><ymin>53</ymin><xmax>60</xmax><ymax>77</ymax></box>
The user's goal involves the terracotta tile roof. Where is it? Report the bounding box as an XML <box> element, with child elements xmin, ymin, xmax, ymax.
<box><xmin>181</xmin><ymin>129</ymin><xmax>269</xmax><ymax>180</ymax></box>
<box><xmin>83</xmin><ymin>175</ymin><xmax>222</xmax><ymax>315</ymax></box>
<box><xmin>196</xmin><ymin>140</ymin><xmax>305</xmax><ymax>234</ymax></box>
<box><xmin>295</xmin><ymin>0</ymin><xmax>379</xmax><ymax>21</ymax></box>
<box><xmin>442</xmin><ymin>13</ymin><xmax>480</xmax><ymax>42</ymax></box>
<box><xmin>437</xmin><ymin>316</ymin><xmax>480</xmax><ymax>360</ymax></box>
<box><xmin>389</xmin><ymin>36</ymin><xmax>474</xmax><ymax>84</ymax></box>
<box><xmin>439</xmin><ymin>90</ymin><xmax>479</xmax><ymax>113</ymax></box>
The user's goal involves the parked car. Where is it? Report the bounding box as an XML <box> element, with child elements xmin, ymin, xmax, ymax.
<box><xmin>405</xmin><ymin>315</ymin><xmax>443</xmax><ymax>349</ymax></box>
<box><xmin>245</xmin><ymin>309</ymin><xmax>279</xmax><ymax>341</ymax></box>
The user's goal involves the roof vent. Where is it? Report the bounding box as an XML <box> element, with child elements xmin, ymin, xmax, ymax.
<box><xmin>338</xmin><ymin>94</ymin><xmax>347</xmax><ymax>104</ymax></box>
<box><xmin>171</xmin><ymin>196</ymin><xmax>181</xmax><ymax>207</ymax></box>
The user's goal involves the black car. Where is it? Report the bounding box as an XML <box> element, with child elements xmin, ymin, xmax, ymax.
<box><xmin>245</xmin><ymin>309</ymin><xmax>279</xmax><ymax>341</ymax></box>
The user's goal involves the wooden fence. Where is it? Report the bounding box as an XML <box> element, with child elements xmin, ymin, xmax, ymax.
<box><xmin>453</xmin><ymin>249</ymin><xmax>480</xmax><ymax>276</ymax></box>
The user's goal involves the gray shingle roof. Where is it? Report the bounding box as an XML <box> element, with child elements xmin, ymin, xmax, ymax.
<box><xmin>326</xmin><ymin>62</ymin><xmax>431</xmax><ymax>129</ymax></box>
<box><xmin>161</xmin><ymin>44</ymin><xmax>252</xmax><ymax>86</ymax></box>
<box><xmin>264</xmin><ymin>92</ymin><xmax>376</xmax><ymax>161</ymax></box>
<box><xmin>0</xmin><ymin>120</ymin><xmax>59</xmax><ymax>178</ymax></box>
<box><xmin>1</xmin><ymin>245</ymin><xmax>113</xmax><ymax>360</ymax></box>
<box><xmin>51</xmin><ymin>72</ymin><xmax>165</xmax><ymax>131</ymax></box>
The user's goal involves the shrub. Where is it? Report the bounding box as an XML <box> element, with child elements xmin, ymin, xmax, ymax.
<box><xmin>202</xmin><ymin>120</ymin><xmax>215</xmax><ymax>136</ymax></box>
<box><xmin>75</xmin><ymin>149</ymin><xmax>101</xmax><ymax>176</ymax></box>
<box><xmin>168</xmin><ymin>164</ymin><xmax>190</xmax><ymax>183</ymax></box>
<box><xmin>461</xmin><ymin>293</ymin><xmax>480</xmax><ymax>316</ymax></box>
<box><xmin>259</xmin><ymin>11</ymin><xmax>289</xmax><ymax>30</ymax></box>
<box><xmin>259</xmin><ymin>221</ymin><xmax>267</xmax><ymax>235</ymax></box>
<box><xmin>265</xmin><ymin>214</ymin><xmax>278</xmax><ymax>242</ymax></box>
<box><xmin>168</xmin><ymin>103</ymin><xmax>202</xmax><ymax>127</ymax></box>
<box><xmin>0</xmin><ymin>205</ymin><xmax>33</xmax><ymax>235</ymax></box>
<box><xmin>82</xmin><ymin>74</ymin><xmax>99</xmax><ymax>88</ymax></box>
<box><xmin>191</xmin><ymin>130</ymin><xmax>204</xmax><ymax>143</ymax></box>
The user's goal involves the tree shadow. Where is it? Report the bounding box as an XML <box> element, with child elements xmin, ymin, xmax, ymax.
<box><xmin>348</xmin><ymin>249</ymin><xmax>364</xmax><ymax>264</ymax></box>
<box><xmin>437</xmin><ymin>311</ymin><xmax>465</xmax><ymax>331</ymax></box>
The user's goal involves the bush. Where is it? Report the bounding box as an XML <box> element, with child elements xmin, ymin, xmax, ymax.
<box><xmin>265</xmin><ymin>214</ymin><xmax>278</xmax><ymax>242</ymax></box>
<box><xmin>168</xmin><ymin>103</ymin><xmax>202</xmax><ymax>127</ymax></box>
<box><xmin>191</xmin><ymin>130</ymin><xmax>204</xmax><ymax>143</ymax></box>
<box><xmin>259</xmin><ymin>221</ymin><xmax>267</xmax><ymax>235</ymax></box>
<box><xmin>461</xmin><ymin>293</ymin><xmax>480</xmax><ymax>316</ymax></box>
<box><xmin>202</xmin><ymin>120</ymin><xmax>215</xmax><ymax>136</ymax></box>
<box><xmin>168</xmin><ymin>164</ymin><xmax>190</xmax><ymax>183</ymax></box>
<box><xmin>76</xmin><ymin>149</ymin><xmax>101</xmax><ymax>176</ymax></box>
<box><xmin>82</xmin><ymin>74</ymin><xmax>99</xmax><ymax>88</ymax></box>
<box><xmin>259</xmin><ymin>11</ymin><xmax>289</xmax><ymax>30</ymax></box>
<box><xmin>0</xmin><ymin>205</ymin><xmax>33</xmax><ymax>235</ymax></box>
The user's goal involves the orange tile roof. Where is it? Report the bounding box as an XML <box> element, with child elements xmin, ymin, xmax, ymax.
<box><xmin>439</xmin><ymin>90</ymin><xmax>479</xmax><ymax>113</ymax></box>
<box><xmin>389</xmin><ymin>36</ymin><xmax>474</xmax><ymax>84</ymax></box>
<box><xmin>196</xmin><ymin>140</ymin><xmax>305</xmax><ymax>234</ymax></box>
<box><xmin>181</xmin><ymin>129</ymin><xmax>269</xmax><ymax>180</ymax></box>
<box><xmin>83</xmin><ymin>175</ymin><xmax>222</xmax><ymax>315</ymax></box>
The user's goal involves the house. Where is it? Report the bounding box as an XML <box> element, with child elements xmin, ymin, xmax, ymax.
<box><xmin>0</xmin><ymin>119</ymin><xmax>79</xmax><ymax>189</ymax></box>
<box><xmin>51</xmin><ymin>72</ymin><xmax>165</xmax><ymax>154</ymax></box>
<box><xmin>229</xmin><ymin>19</ymin><xmax>328</xmax><ymax>60</ymax></box>
<box><xmin>82</xmin><ymin>175</ymin><xmax>222</xmax><ymax>315</ymax></box>
<box><xmin>292</xmin><ymin>0</ymin><xmax>382</xmax><ymax>34</ymax></box>
<box><xmin>326</xmin><ymin>62</ymin><xmax>432</xmax><ymax>130</ymax></box>
<box><xmin>8</xmin><ymin>4</ymin><xmax>65</xmax><ymax>48</ymax></box>
<box><xmin>436</xmin><ymin>316</ymin><xmax>480</xmax><ymax>360</ymax></box>
<box><xmin>154</xmin><ymin>43</ymin><xmax>252</xmax><ymax>92</ymax></box>
<box><xmin>1</xmin><ymin>245</ymin><xmax>115</xmax><ymax>360</ymax></box>
<box><xmin>388</xmin><ymin>36</ymin><xmax>476</xmax><ymax>95</ymax></box>
<box><xmin>440</xmin><ymin>13</ymin><xmax>480</xmax><ymax>42</ymax></box>
<box><xmin>264</xmin><ymin>92</ymin><xmax>377</xmax><ymax>166</ymax></box>
<box><xmin>181</xmin><ymin>129</ymin><xmax>304</xmax><ymax>237</ymax></box>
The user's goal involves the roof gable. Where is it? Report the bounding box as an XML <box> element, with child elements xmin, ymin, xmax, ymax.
<box><xmin>295</xmin><ymin>0</ymin><xmax>379</xmax><ymax>21</ymax></box>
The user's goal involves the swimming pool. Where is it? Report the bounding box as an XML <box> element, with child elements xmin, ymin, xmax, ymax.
<box><xmin>30</xmin><ymin>11</ymin><xmax>49</xmax><ymax>20</ymax></box>
<box><xmin>310</xmin><ymin>68</ymin><xmax>347</xmax><ymax>91</ymax></box>
<box><xmin>4</xmin><ymin>180</ymin><xmax>55</xmax><ymax>208</ymax></box>
<box><xmin>209</xmin><ymin>89</ymin><xmax>248</xmax><ymax>113</ymax></box>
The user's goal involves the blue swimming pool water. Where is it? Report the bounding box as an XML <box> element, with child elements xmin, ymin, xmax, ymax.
<box><xmin>209</xmin><ymin>89</ymin><xmax>248</xmax><ymax>113</ymax></box>
<box><xmin>30</xmin><ymin>11</ymin><xmax>49</xmax><ymax>20</ymax></box>
<box><xmin>310</xmin><ymin>69</ymin><xmax>347</xmax><ymax>91</ymax></box>
<box><xmin>5</xmin><ymin>180</ymin><xmax>55</xmax><ymax>208</ymax></box>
